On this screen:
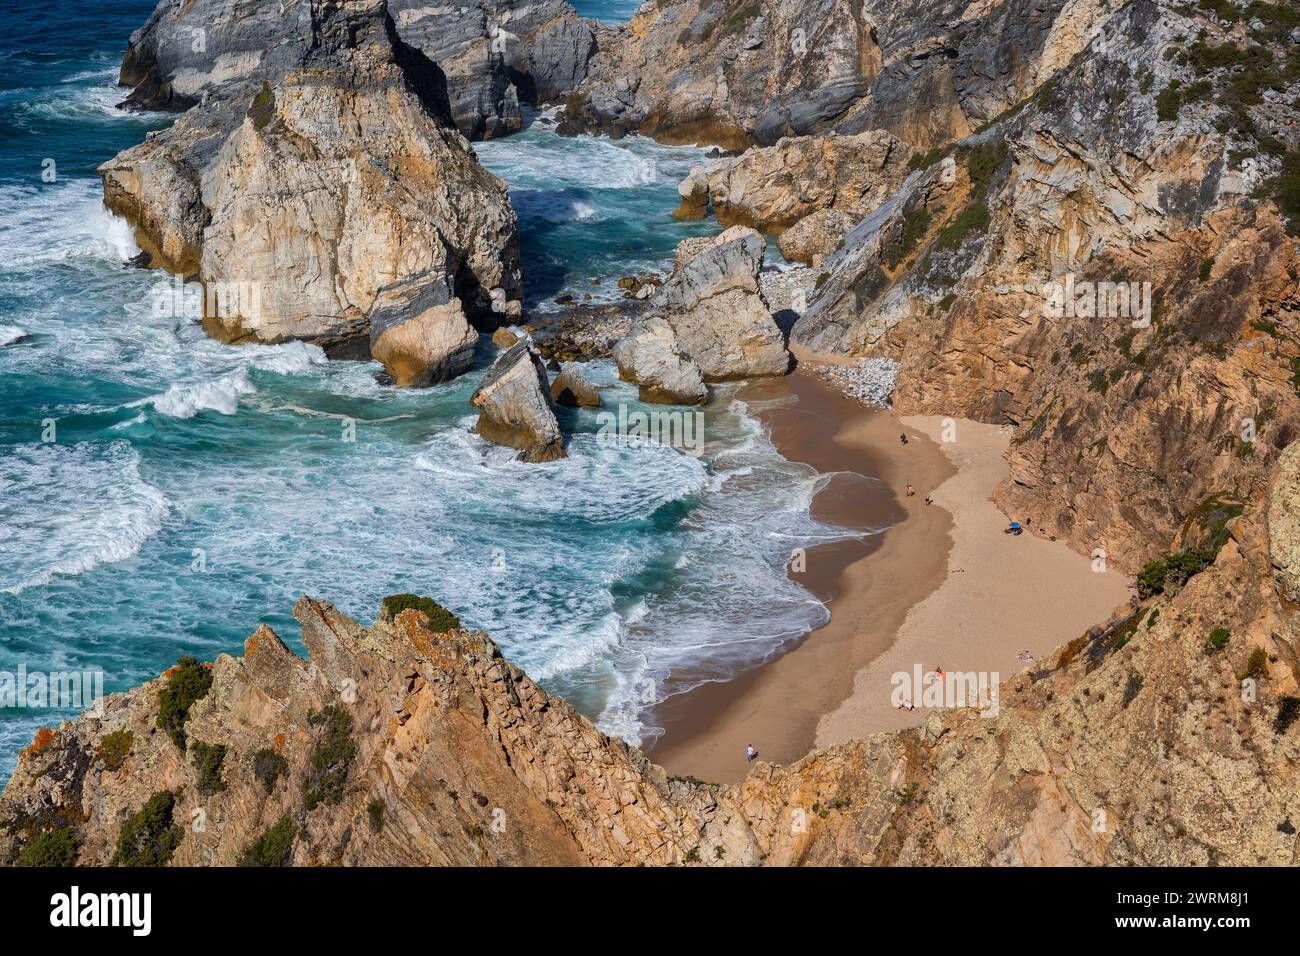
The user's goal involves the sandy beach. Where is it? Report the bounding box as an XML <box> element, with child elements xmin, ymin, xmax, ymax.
<box><xmin>649</xmin><ymin>369</ymin><xmax>1132</xmax><ymax>784</ymax></box>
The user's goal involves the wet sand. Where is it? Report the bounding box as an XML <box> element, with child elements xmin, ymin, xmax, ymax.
<box><xmin>647</xmin><ymin>371</ymin><xmax>955</xmax><ymax>782</ymax></box>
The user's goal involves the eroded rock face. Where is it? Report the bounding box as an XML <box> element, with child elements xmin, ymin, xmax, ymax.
<box><xmin>471</xmin><ymin>342</ymin><xmax>566</xmax><ymax>461</ymax></box>
<box><xmin>117</xmin><ymin>0</ymin><xmax>600</xmax><ymax>140</ymax></box>
<box><xmin>560</xmin><ymin>0</ymin><xmax>1124</xmax><ymax>150</ymax></box>
<box><xmin>790</xmin><ymin>0</ymin><xmax>1300</xmax><ymax>572</ymax></box>
<box><xmin>1270</xmin><ymin>443</ymin><xmax>1300</xmax><ymax>605</ymax></box>
<box><xmin>5</xmin><ymin>444</ymin><xmax>1300</xmax><ymax>866</ymax></box>
<box><xmin>369</xmin><ymin>276</ymin><xmax>478</xmax><ymax>387</ymax></box>
<box><xmin>102</xmin><ymin>1</ymin><xmax>523</xmax><ymax>361</ymax></box>
<box><xmin>674</xmin><ymin>130</ymin><xmax>911</xmax><ymax>265</ymax></box>
<box><xmin>550</xmin><ymin>363</ymin><xmax>602</xmax><ymax>407</ymax></box>
<box><xmin>612</xmin><ymin>317</ymin><xmax>708</xmax><ymax>405</ymax></box>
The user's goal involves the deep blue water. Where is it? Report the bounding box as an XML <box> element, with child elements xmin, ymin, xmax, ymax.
<box><xmin>0</xmin><ymin>0</ymin><xmax>855</xmax><ymax>778</ymax></box>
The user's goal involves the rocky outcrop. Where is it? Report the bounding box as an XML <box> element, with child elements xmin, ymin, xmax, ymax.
<box><xmin>6</xmin><ymin>441</ymin><xmax>1300</xmax><ymax>866</ymax></box>
<box><xmin>559</xmin><ymin>0</ymin><xmax>1126</xmax><ymax>151</ymax></box>
<box><xmin>102</xmin><ymin>0</ymin><xmax>523</xmax><ymax>367</ymax></box>
<box><xmin>117</xmin><ymin>0</ymin><xmax>601</xmax><ymax>140</ymax></box>
<box><xmin>369</xmin><ymin>276</ymin><xmax>478</xmax><ymax>387</ymax></box>
<box><xmin>789</xmin><ymin>0</ymin><xmax>1300</xmax><ymax>572</ymax></box>
<box><xmin>550</xmin><ymin>363</ymin><xmax>602</xmax><ymax>408</ymax></box>
<box><xmin>615</xmin><ymin>230</ymin><xmax>789</xmax><ymax>403</ymax></box>
<box><xmin>471</xmin><ymin>342</ymin><xmax>566</xmax><ymax>462</ymax></box>
<box><xmin>612</xmin><ymin>318</ymin><xmax>709</xmax><ymax>405</ymax></box>
<box><xmin>673</xmin><ymin>130</ymin><xmax>911</xmax><ymax>264</ymax></box>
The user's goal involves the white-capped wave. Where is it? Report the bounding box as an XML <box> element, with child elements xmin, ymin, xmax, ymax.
<box><xmin>0</xmin><ymin>180</ymin><xmax>140</xmax><ymax>268</ymax></box>
<box><xmin>0</xmin><ymin>324</ymin><xmax>26</xmax><ymax>346</ymax></box>
<box><xmin>0</xmin><ymin>441</ymin><xmax>169</xmax><ymax>594</ymax></box>
<box><xmin>149</xmin><ymin>368</ymin><xmax>254</xmax><ymax>418</ymax></box>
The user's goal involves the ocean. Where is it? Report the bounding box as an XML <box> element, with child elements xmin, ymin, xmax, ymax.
<box><xmin>0</xmin><ymin>0</ymin><xmax>860</xmax><ymax>778</ymax></box>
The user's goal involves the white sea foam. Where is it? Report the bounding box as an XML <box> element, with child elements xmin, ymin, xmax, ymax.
<box><xmin>149</xmin><ymin>368</ymin><xmax>255</xmax><ymax>418</ymax></box>
<box><xmin>0</xmin><ymin>441</ymin><xmax>169</xmax><ymax>594</ymax></box>
<box><xmin>0</xmin><ymin>180</ymin><xmax>140</xmax><ymax>268</ymax></box>
<box><xmin>0</xmin><ymin>324</ymin><xmax>26</xmax><ymax>346</ymax></box>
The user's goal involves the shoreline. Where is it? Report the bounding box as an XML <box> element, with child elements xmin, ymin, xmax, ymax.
<box><xmin>648</xmin><ymin>369</ymin><xmax>1132</xmax><ymax>785</ymax></box>
<box><xmin>646</xmin><ymin>370</ymin><xmax>956</xmax><ymax>782</ymax></box>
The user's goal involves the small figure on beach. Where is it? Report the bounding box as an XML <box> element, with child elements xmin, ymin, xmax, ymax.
<box><xmin>905</xmin><ymin>484</ymin><xmax>915</xmax><ymax>497</ymax></box>
<box><xmin>924</xmin><ymin>495</ymin><xmax>933</xmax><ymax>506</ymax></box>
<box><xmin>745</xmin><ymin>744</ymin><xmax>758</xmax><ymax>763</ymax></box>
<box><xmin>1017</xmin><ymin>650</ymin><xmax>1034</xmax><ymax>665</ymax></box>
<box><xmin>899</xmin><ymin>433</ymin><xmax>908</xmax><ymax>445</ymax></box>
<box><xmin>897</xmin><ymin>699</ymin><xmax>917</xmax><ymax>712</ymax></box>
<box><xmin>1005</xmin><ymin>520</ymin><xmax>1023</xmax><ymax>536</ymax></box>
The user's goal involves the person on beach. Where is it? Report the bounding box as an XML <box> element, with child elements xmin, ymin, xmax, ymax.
<box><xmin>906</xmin><ymin>484</ymin><xmax>915</xmax><ymax>497</ymax></box>
<box><xmin>899</xmin><ymin>433</ymin><xmax>908</xmax><ymax>445</ymax></box>
<box><xmin>745</xmin><ymin>744</ymin><xmax>758</xmax><ymax>762</ymax></box>
<box><xmin>924</xmin><ymin>495</ymin><xmax>933</xmax><ymax>505</ymax></box>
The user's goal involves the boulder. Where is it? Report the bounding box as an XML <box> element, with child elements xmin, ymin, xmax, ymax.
<box><xmin>550</xmin><ymin>363</ymin><xmax>602</xmax><ymax>407</ymax></box>
<box><xmin>650</xmin><ymin>232</ymin><xmax>790</xmax><ymax>380</ymax></box>
<box><xmin>368</xmin><ymin>276</ymin><xmax>477</xmax><ymax>387</ymax></box>
<box><xmin>471</xmin><ymin>342</ymin><xmax>566</xmax><ymax>462</ymax></box>
<box><xmin>777</xmin><ymin>209</ymin><xmax>857</xmax><ymax>266</ymax></box>
<box><xmin>673</xmin><ymin>225</ymin><xmax>762</xmax><ymax>272</ymax></box>
<box><xmin>612</xmin><ymin>317</ymin><xmax>707</xmax><ymax>405</ymax></box>
<box><xmin>492</xmin><ymin>326</ymin><xmax>521</xmax><ymax>349</ymax></box>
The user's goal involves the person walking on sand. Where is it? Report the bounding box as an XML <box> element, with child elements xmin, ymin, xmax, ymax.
<box><xmin>905</xmin><ymin>484</ymin><xmax>915</xmax><ymax>497</ymax></box>
<box><xmin>899</xmin><ymin>433</ymin><xmax>908</xmax><ymax>445</ymax></box>
<box><xmin>745</xmin><ymin>744</ymin><xmax>758</xmax><ymax>763</ymax></box>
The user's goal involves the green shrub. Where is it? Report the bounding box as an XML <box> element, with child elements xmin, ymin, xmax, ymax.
<box><xmin>814</xmin><ymin>271</ymin><xmax>830</xmax><ymax>289</ymax></box>
<box><xmin>883</xmin><ymin>204</ymin><xmax>930</xmax><ymax>268</ymax></box>
<box><xmin>242</xmin><ymin>814</ymin><xmax>296</xmax><ymax>867</ymax></box>
<box><xmin>156</xmin><ymin>657</ymin><xmax>213</xmax><ymax>751</ymax></box>
<box><xmin>248</xmin><ymin>81</ymin><xmax>275</xmax><ymax>130</ymax></box>
<box><xmin>16</xmin><ymin>827</ymin><xmax>81</xmax><ymax>867</ymax></box>
<box><xmin>1156</xmin><ymin>81</ymin><xmax>1182</xmax><ymax>121</ymax></box>
<box><xmin>938</xmin><ymin>292</ymin><xmax>958</xmax><ymax>310</ymax></box>
<box><xmin>1204</xmin><ymin>626</ymin><xmax>1231</xmax><ymax>654</ymax></box>
<box><xmin>1199</xmin><ymin>257</ymin><xmax>1215</xmax><ymax>281</ymax></box>
<box><xmin>252</xmin><ymin>748</ymin><xmax>289</xmax><ymax>794</ymax></box>
<box><xmin>115</xmin><ymin>791</ymin><xmax>183</xmax><ymax>867</ymax></box>
<box><xmin>302</xmin><ymin>705</ymin><xmax>356</xmax><ymax>811</ymax></box>
<box><xmin>1238</xmin><ymin>647</ymin><xmax>1270</xmax><ymax>681</ymax></box>
<box><xmin>190</xmin><ymin>741</ymin><xmax>228</xmax><ymax>796</ymax></box>
<box><xmin>378</xmin><ymin>594</ymin><xmax>460</xmax><ymax>631</ymax></box>
<box><xmin>1275</xmin><ymin>695</ymin><xmax>1300</xmax><ymax>734</ymax></box>
<box><xmin>367</xmin><ymin>798</ymin><xmax>385</xmax><ymax>832</ymax></box>
<box><xmin>96</xmin><ymin>729</ymin><xmax>134</xmax><ymax>771</ymax></box>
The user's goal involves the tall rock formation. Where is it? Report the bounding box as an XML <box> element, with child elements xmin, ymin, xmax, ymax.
<box><xmin>118</xmin><ymin>0</ymin><xmax>601</xmax><ymax>140</ymax></box>
<box><xmin>102</xmin><ymin>0</ymin><xmax>523</xmax><ymax>376</ymax></box>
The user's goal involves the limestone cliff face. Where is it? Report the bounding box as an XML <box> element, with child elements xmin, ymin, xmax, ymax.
<box><xmin>102</xmin><ymin>0</ymin><xmax>523</xmax><ymax>363</ymax></box>
<box><xmin>118</xmin><ymin>0</ymin><xmax>600</xmax><ymax>140</ymax></box>
<box><xmin>5</xmin><ymin>443</ymin><xmax>1300</xmax><ymax>866</ymax></box>
<box><xmin>558</xmin><ymin>0</ymin><xmax>1124</xmax><ymax>150</ymax></box>
<box><xmin>790</xmin><ymin>0</ymin><xmax>1300</xmax><ymax>571</ymax></box>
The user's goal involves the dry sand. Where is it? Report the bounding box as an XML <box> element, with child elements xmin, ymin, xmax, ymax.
<box><xmin>816</xmin><ymin>415</ymin><xmax>1132</xmax><ymax>746</ymax></box>
<box><xmin>648</xmin><ymin>374</ymin><xmax>1132</xmax><ymax>784</ymax></box>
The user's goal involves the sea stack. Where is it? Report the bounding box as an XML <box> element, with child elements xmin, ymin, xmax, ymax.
<box><xmin>471</xmin><ymin>342</ymin><xmax>566</xmax><ymax>462</ymax></box>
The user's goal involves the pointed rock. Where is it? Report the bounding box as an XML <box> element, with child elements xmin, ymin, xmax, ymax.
<box><xmin>551</xmin><ymin>362</ymin><xmax>602</xmax><ymax>407</ymax></box>
<box><xmin>471</xmin><ymin>342</ymin><xmax>566</xmax><ymax>462</ymax></box>
<box><xmin>369</xmin><ymin>275</ymin><xmax>477</xmax><ymax>387</ymax></box>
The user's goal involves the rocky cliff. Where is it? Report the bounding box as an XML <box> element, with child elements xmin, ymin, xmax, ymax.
<box><xmin>784</xmin><ymin>0</ymin><xmax>1300</xmax><ymax>573</ymax></box>
<box><xmin>103</xmin><ymin>0</ymin><xmax>523</xmax><ymax>373</ymax></box>
<box><xmin>558</xmin><ymin>0</ymin><xmax>1126</xmax><ymax>150</ymax></box>
<box><xmin>4</xmin><ymin>440</ymin><xmax>1300</xmax><ymax>866</ymax></box>
<box><xmin>118</xmin><ymin>0</ymin><xmax>601</xmax><ymax>140</ymax></box>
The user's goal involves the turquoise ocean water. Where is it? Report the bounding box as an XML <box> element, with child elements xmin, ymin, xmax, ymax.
<box><xmin>0</xmin><ymin>1</ymin><xmax>862</xmax><ymax>778</ymax></box>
